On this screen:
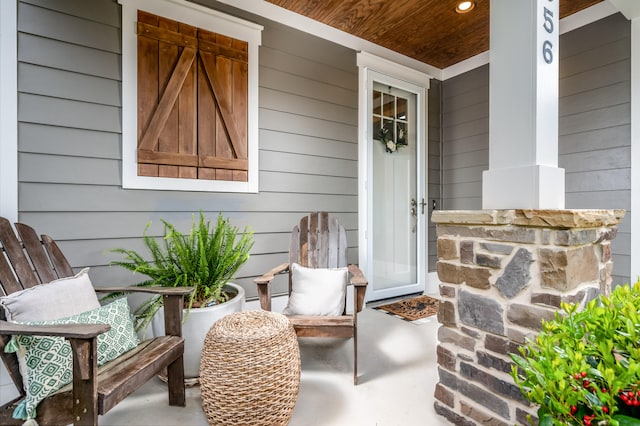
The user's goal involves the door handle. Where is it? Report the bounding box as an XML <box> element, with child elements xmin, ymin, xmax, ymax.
<box><xmin>420</xmin><ymin>198</ymin><xmax>427</xmax><ymax>214</ymax></box>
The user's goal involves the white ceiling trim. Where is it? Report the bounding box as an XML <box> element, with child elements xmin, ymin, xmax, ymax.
<box><xmin>440</xmin><ymin>51</ymin><xmax>490</xmax><ymax>81</ymax></box>
<box><xmin>560</xmin><ymin>0</ymin><xmax>619</xmax><ymax>33</ymax></box>
<box><xmin>608</xmin><ymin>0</ymin><xmax>640</xmax><ymax>19</ymax></box>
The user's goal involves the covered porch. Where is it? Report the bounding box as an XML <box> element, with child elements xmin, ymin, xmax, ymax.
<box><xmin>1</xmin><ymin>0</ymin><xmax>639</xmax><ymax>424</ymax></box>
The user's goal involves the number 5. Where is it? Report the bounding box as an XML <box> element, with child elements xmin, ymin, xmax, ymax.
<box><xmin>543</xmin><ymin>7</ymin><xmax>554</xmax><ymax>34</ymax></box>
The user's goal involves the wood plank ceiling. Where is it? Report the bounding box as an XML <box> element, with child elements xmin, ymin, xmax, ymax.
<box><xmin>265</xmin><ymin>0</ymin><xmax>605</xmax><ymax>68</ymax></box>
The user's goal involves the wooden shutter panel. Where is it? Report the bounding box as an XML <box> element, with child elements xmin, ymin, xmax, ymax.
<box><xmin>136</xmin><ymin>10</ymin><xmax>249</xmax><ymax>182</ymax></box>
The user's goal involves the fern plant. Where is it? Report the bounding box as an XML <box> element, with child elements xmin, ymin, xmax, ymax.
<box><xmin>111</xmin><ymin>211</ymin><xmax>253</xmax><ymax>331</ymax></box>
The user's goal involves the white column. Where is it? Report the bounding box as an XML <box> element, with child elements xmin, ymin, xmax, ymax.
<box><xmin>483</xmin><ymin>0</ymin><xmax>565</xmax><ymax>209</ymax></box>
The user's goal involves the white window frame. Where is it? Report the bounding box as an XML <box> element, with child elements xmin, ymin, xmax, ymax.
<box><xmin>119</xmin><ymin>0</ymin><xmax>262</xmax><ymax>192</ymax></box>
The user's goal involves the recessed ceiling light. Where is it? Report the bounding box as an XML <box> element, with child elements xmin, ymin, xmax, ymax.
<box><xmin>456</xmin><ymin>1</ymin><xmax>475</xmax><ymax>13</ymax></box>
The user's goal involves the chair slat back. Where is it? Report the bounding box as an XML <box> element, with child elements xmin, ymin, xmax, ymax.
<box><xmin>0</xmin><ymin>244</ymin><xmax>21</xmax><ymax>296</ymax></box>
<box><xmin>42</xmin><ymin>234</ymin><xmax>75</xmax><ymax>278</ymax></box>
<box><xmin>15</xmin><ymin>223</ymin><xmax>58</xmax><ymax>284</ymax></box>
<box><xmin>0</xmin><ymin>217</ymin><xmax>74</xmax><ymax>297</ymax></box>
<box><xmin>0</xmin><ymin>217</ymin><xmax>39</xmax><ymax>293</ymax></box>
<box><xmin>288</xmin><ymin>212</ymin><xmax>348</xmax><ymax>294</ymax></box>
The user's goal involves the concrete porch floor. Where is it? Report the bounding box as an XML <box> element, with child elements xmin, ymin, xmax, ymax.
<box><xmin>99</xmin><ymin>298</ymin><xmax>448</xmax><ymax>426</ymax></box>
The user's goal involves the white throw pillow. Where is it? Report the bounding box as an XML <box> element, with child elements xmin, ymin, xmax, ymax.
<box><xmin>0</xmin><ymin>268</ymin><xmax>100</xmax><ymax>322</ymax></box>
<box><xmin>282</xmin><ymin>263</ymin><xmax>348</xmax><ymax>316</ymax></box>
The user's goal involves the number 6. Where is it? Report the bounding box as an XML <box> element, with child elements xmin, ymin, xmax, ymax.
<box><xmin>543</xmin><ymin>40</ymin><xmax>553</xmax><ymax>64</ymax></box>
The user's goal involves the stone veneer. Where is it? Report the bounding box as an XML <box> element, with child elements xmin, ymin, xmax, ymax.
<box><xmin>432</xmin><ymin>209</ymin><xmax>625</xmax><ymax>426</ymax></box>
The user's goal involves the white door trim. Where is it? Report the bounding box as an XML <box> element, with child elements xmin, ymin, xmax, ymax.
<box><xmin>357</xmin><ymin>52</ymin><xmax>431</xmax><ymax>301</ymax></box>
<box><xmin>0</xmin><ymin>0</ymin><xmax>18</xmax><ymax>223</ymax></box>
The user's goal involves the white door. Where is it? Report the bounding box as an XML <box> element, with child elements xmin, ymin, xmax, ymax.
<box><xmin>360</xmin><ymin>70</ymin><xmax>427</xmax><ymax>302</ymax></box>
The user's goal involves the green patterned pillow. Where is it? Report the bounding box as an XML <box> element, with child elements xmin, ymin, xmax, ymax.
<box><xmin>5</xmin><ymin>298</ymin><xmax>140</xmax><ymax>421</ymax></box>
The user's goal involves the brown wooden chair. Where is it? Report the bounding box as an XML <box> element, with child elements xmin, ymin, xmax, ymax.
<box><xmin>0</xmin><ymin>217</ymin><xmax>193</xmax><ymax>426</ymax></box>
<box><xmin>254</xmin><ymin>212</ymin><xmax>368</xmax><ymax>385</ymax></box>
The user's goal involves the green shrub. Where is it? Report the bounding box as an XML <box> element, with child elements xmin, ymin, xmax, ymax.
<box><xmin>511</xmin><ymin>280</ymin><xmax>640</xmax><ymax>426</ymax></box>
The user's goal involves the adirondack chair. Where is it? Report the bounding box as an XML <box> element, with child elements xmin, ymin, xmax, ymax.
<box><xmin>254</xmin><ymin>212</ymin><xmax>368</xmax><ymax>385</ymax></box>
<box><xmin>0</xmin><ymin>217</ymin><xmax>192</xmax><ymax>426</ymax></box>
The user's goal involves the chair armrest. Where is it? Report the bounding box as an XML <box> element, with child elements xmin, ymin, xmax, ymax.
<box><xmin>253</xmin><ymin>263</ymin><xmax>289</xmax><ymax>285</ymax></box>
<box><xmin>254</xmin><ymin>263</ymin><xmax>289</xmax><ymax>311</ymax></box>
<box><xmin>1</xmin><ymin>321</ymin><xmax>107</xmax><ymax>392</ymax></box>
<box><xmin>94</xmin><ymin>286</ymin><xmax>194</xmax><ymax>296</ymax></box>
<box><xmin>347</xmin><ymin>265</ymin><xmax>368</xmax><ymax>314</ymax></box>
<box><xmin>0</xmin><ymin>320</ymin><xmax>110</xmax><ymax>339</ymax></box>
<box><xmin>96</xmin><ymin>286</ymin><xmax>193</xmax><ymax>338</ymax></box>
<box><xmin>347</xmin><ymin>264</ymin><xmax>368</xmax><ymax>287</ymax></box>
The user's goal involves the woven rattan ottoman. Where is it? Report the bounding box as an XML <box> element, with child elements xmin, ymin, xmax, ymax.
<box><xmin>200</xmin><ymin>310</ymin><xmax>301</xmax><ymax>425</ymax></box>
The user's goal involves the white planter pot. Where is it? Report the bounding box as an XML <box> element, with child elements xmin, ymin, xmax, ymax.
<box><xmin>152</xmin><ymin>283</ymin><xmax>245</xmax><ymax>379</ymax></box>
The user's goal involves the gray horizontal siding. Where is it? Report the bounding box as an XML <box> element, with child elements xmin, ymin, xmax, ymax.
<box><xmin>441</xmin><ymin>63</ymin><xmax>489</xmax><ymax>211</ymax></box>
<box><xmin>18</xmin><ymin>32</ymin><xmax>121</xmax><ymax>80</ymax></box>
<box><xmin>19</xmin><ymin>123</ymin><xmax>120</xmax><ymax>159</ymax></box>
<box><xmin>439</xmin><ymin>13</ymin><xmax>631</xmax><ymax>284</ymax></box>
<box><xmin>19</xmin><ymin>63</ymin><xmax>121</xmax><ymax>106</ymax></box>
<box><xmin>559</xmin><ymin>125</ymin><xmax>630</xmax><ymax>154</ymax></box>
<box><xmin>559</xmin><ymin>13</ymin><xmax>631</xmax><ymax>286</ymax></box>
<box><xmin>427</xmin><ymin>79</ymin><xmax>442</xmax><ymax>271</ymax></box>
<box><xmin>19</xmin><ymin>93</ymin><xmax>121</xmax><ymax>132</ymax></box>
<box><xmin>21</xmin><ymin>0</ymin><xmax>120</xmax><ymax>31</ymax></box>
<box><xmin>259</xmin><ymin>108</ymin><xmax>356</xmax><ymax>142</ymax></box>
<box><xmin>16</xmin><ymin>0</ymin><xmax>359</xmax><ymax>301</ymax></box>
<box><xmin>18</xmin><ymin>183</ymin><xmax>357</xmax><ymax>214</ymax></box>
<box><xmin>18</xmin><ymin>211</ymin><xmax>359</xmax><ymax>241</ymax></box>
<box><xmin>260</xmin><ymin>129</ymin><xmax>358</xmax><ymax>160</ymax></box>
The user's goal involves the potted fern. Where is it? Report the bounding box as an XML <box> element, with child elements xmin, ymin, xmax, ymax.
<box><xmin>111</xmin><ymin>211</ymin><xmax>253</xmax><ymax>379</ymax></box>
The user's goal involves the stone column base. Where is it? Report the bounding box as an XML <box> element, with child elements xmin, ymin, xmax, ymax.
<box><xmin>431</xmin><ymin>209</ymin><xmax>625</xmax><ymax>425</ymax></box>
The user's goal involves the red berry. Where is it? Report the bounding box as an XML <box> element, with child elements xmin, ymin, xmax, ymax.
<box><xmin>581</xmin><ymin>371</ymin><xmax>587</xmax><ymax>378</ymax></box>
<box><xmin>634</xmin><ymin>399</ymin><xmax>640</xmax><ymax>407</ymax></box>
<box><xmin>603</xmin><ymin>406</ymin><xmax>609</xmax><ymax>413</ymax></box>
<box><xmin>583</xmin><ymin>380</ymin><xmax>590</xmax><ymax>388</ymax></box>
<box><xmin>570</xmin><ymin>405</ymin><xmax>577</xmax><ymax>414</ymax></box>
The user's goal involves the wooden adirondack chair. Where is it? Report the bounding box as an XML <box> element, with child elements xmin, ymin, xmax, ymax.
<box><xmin>0</xmin><ymin>217</ymin><xmax>192</xmax><ymax>426</ymax></box>
<box><xmin>254</xmin><ymin>212</ymin><xmax>368</xmax><ymax>385</ymax></box>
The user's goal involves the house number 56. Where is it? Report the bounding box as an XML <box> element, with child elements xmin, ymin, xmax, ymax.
<box><xmin>542</xmin><ymin>2</ymin><xmax>554</xmax><ymax>64</ymax></box>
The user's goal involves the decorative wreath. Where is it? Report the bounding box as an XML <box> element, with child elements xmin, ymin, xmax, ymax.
<box><xmin>378</xmin><ymin>122</ymin><xmax>407</xmax><ymax>153</ymax></box>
